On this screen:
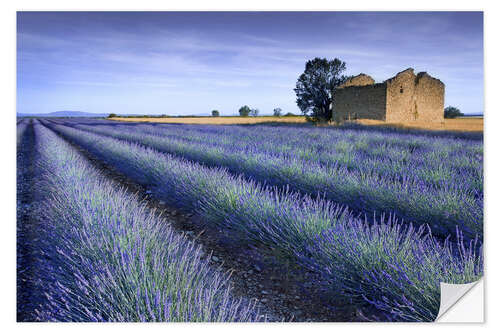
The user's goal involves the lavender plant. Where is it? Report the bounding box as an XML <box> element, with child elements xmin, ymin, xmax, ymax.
<box><xmin>302</xmin><ymin>219</ymin><xmax>482</xmax><ymax>321</ymax></box>
<box><xmin>56</xmin><ymin>120</ymin><xmax>482</xmax><ymax>240</ymax></box>
<box><xmin>55</xmin><ymin>119</ymin><xmax>483</xmax><ymax>200</ymax></box>
<box><xmin>17</xmin><ymin>119</ymin><xmax>43</xmax><ymax>321</ymax></box>
<box><xmin>31</xmin><ymin>124</ymin><xmax>261</xmax><ymax>322</ymax></box>
<box><xmin>44</xmin><ymin>121</ymin><xmax>483</xmax><ymax>321</ymax></box>
<box><xmin>16</xmin><ymin>120</ymin><xmax>28</xmax><ymax>147</ymax></box>
<box><xmin>64</xmin><ymin>120</ymin><xmax>483</xmax><ymax>194</ymax></box>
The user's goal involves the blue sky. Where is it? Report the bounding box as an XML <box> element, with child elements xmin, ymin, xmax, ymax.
<box><xmin>17</xmin><ymin>11</ymin><xmax>483</xmax><ymax>115</ymax></box>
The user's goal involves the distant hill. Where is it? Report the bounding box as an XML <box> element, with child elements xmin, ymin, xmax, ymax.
<box><xmin>17</xmin><ymin>111</ymin><xmax>109</xmax><ymax>118</ymax></box>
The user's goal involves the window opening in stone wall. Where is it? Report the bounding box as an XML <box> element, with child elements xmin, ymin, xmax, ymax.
<box><xmin>400</xmin><ymin>86</ymin><xmax>404</xmax><ymax>93</ymax></box>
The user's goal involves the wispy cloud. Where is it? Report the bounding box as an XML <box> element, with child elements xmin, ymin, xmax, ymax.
<box><xmin>17</xmin><ymin>12</ymin><xmax>483</xmax><ymax>115</ymax></box>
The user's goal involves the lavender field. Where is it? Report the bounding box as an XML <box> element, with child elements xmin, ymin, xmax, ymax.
<box><xmin>16</xmin><ymin>118</ymin><xmax>483</xmax><ymax>322</ymax></box>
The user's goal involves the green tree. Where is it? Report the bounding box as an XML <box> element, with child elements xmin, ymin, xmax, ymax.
<box><xmin>444</xmin><ymin>106</ymin><xmax>464</xmax><ymax>119</ymax></box>
<box><xmin>108</xmin><ymin>113</ymin><xmax>117</xmax><ymax>118</ymax></box>
<box><xmin>212</xmin><ymin>110</ymin><xmax>220</xmax><ymax>117</ymax></box>
<box><xmin>273</xmin><ymin>108</ymin><xmax>282</xmax><ymax>117</ymax></box>
<box><xmin>239</xmin><ymin>105</ymin><xmax>251</xmax><ymax>117</ymax></box>
<box><xmin>294</xmin><ymin>57</ymin><xmax>349</xmax><ymax>122</ymax></box>
<box><xmin>250</xmin><ymin>108</ymin><xmax>259</xmax><ymax>117</ymax></box>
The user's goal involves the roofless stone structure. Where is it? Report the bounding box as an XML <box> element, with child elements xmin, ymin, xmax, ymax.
<box><xmin>333</xmin><ymin>68</ymin><xmax>445</xmax><ymax>123</ymax></box>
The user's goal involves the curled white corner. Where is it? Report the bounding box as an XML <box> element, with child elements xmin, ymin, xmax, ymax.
<box><xmin>435</xmin><ymin>278</ymin><xmax>484</xmax><ymax>322</ymax></box>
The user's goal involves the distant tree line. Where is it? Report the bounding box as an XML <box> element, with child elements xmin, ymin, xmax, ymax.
<box><xmin>108</xmin><ymin>111</ymin><xmax>299</xmax><ymax>118</ymax></box>
<box><xmin>235</xmin><ymin>106</ymin><xmax>297</xmax><ymax>117</ymax></box>
<box><xmin>444</xmin><ymin>106</ymin><xmax>464</xmax><ymax>119</ymax></box>
<box><xmin>238</xmin><ymin>105</ymin><xmax>260</xmax><ymax>117</ymax></box>
<box><xmin>107</xmin><ymin>107</ymin><xmax>300</xmax><ymax>119</ymax></box>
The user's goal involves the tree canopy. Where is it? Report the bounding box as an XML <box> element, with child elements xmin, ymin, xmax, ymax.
<box><xmin>239</xmin><ymin>105</ymin><xmax>251</xmax><ymax>117</ymax></box>
<box><xmin>211</xmin><ymin>110</ymin><xmax>220</xmax><ymax>117</ymax></box>
<box><xmin>294</xmin><ymin>57</ymin><xmax>348</xmax><ymax>122</ymax></box>
<box><xmin>273</xmin><ymin>108</ymin><xmax>282</xmax><ymax>117</ymax></box>
<box><xmin>444</xmin><ymin>106</ymin><xmax>464</xmax><ymax>119</ymax></box>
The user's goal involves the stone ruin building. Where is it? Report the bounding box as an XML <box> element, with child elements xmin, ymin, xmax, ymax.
<box><xmin>333</xmin><ymin>68</ymin><xmax>445</xmax><ymax>123</ymax></box>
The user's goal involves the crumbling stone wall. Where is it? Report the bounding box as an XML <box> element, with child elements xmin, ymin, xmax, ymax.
<box><xmin>339</xmin><ymin>74</ymin><xmax>375</xmax><ymax>88</ymax></box>
<box><xmin>333</xmin><ymin>83</ymin><xmax>387</xmax><ymax>122</ymax></box>
<box><xmin>385</xmin><ymin>68</ymin><xmax>419</xmax><ymax>122</ymax></box>
<box><xmin>413</xmin><ymin>72</ymin><xmax>445</xmax><ymax>123</ymax></box>
<box><xmin>334</xmin><ymin>68</ymin><xmax>445</xmax><ymax>123</ymax></box>
<box><xmin>385</xmin><ymin>68</ymin><xmax>444</xmax><ymax>123</ymax></box>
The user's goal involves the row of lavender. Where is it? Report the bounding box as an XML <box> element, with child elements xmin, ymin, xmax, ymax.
<box><xmin>111</xmin><ymin>121</ymin><xmax>482</xmax><ymax>187</ymax></box>
<box><xmin>44</xmin><ymin>121</ymin><xmax>483</xmax><ymax>322</ymax></box>
<box><xmin>27</xmin><ymin>122</ymin><xmax>260</xmax><ymax>321</ymax></box>
<box><xmin>51</xmin><ymin>119</ymin><xmax>483</xmax><ymax>240</ymax></box>
<box><xmin>16</xmin><ymin>119</ymin><xmax>28</xmax><ymax>147</ymax></box>
<box><xmin>63</xmin><ymin>118</ymin><xmax>483</xmax><ymax>192</ymax></box>
<box><xmin>77</xmin><ymin>122</ymin><xmax>483</xmax><ymax>205</ymax></box>
<box><xmin>16</xmin><ymin>119</ymin><xmax>34</xmax><ymax>320</ymax></box>
<box><xmin>57</xmin><ymin>119</ymin><xmax>483</xmax><ymax>195</ymax></box>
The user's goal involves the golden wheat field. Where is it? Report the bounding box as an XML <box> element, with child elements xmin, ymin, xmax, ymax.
<box><xmin>111</xmin><ymin>116</ymin><xmax>483</xmax><ymax>132</ymax></box>
<box><xmin>354</xmin><ymin>118</ymin><xmax>483</xmax><ymax>132</ymax></box>
<box><xmin>110</xmin><ymin>116</ymin><xmax>307</xmax><ymax>125</ymax></box>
